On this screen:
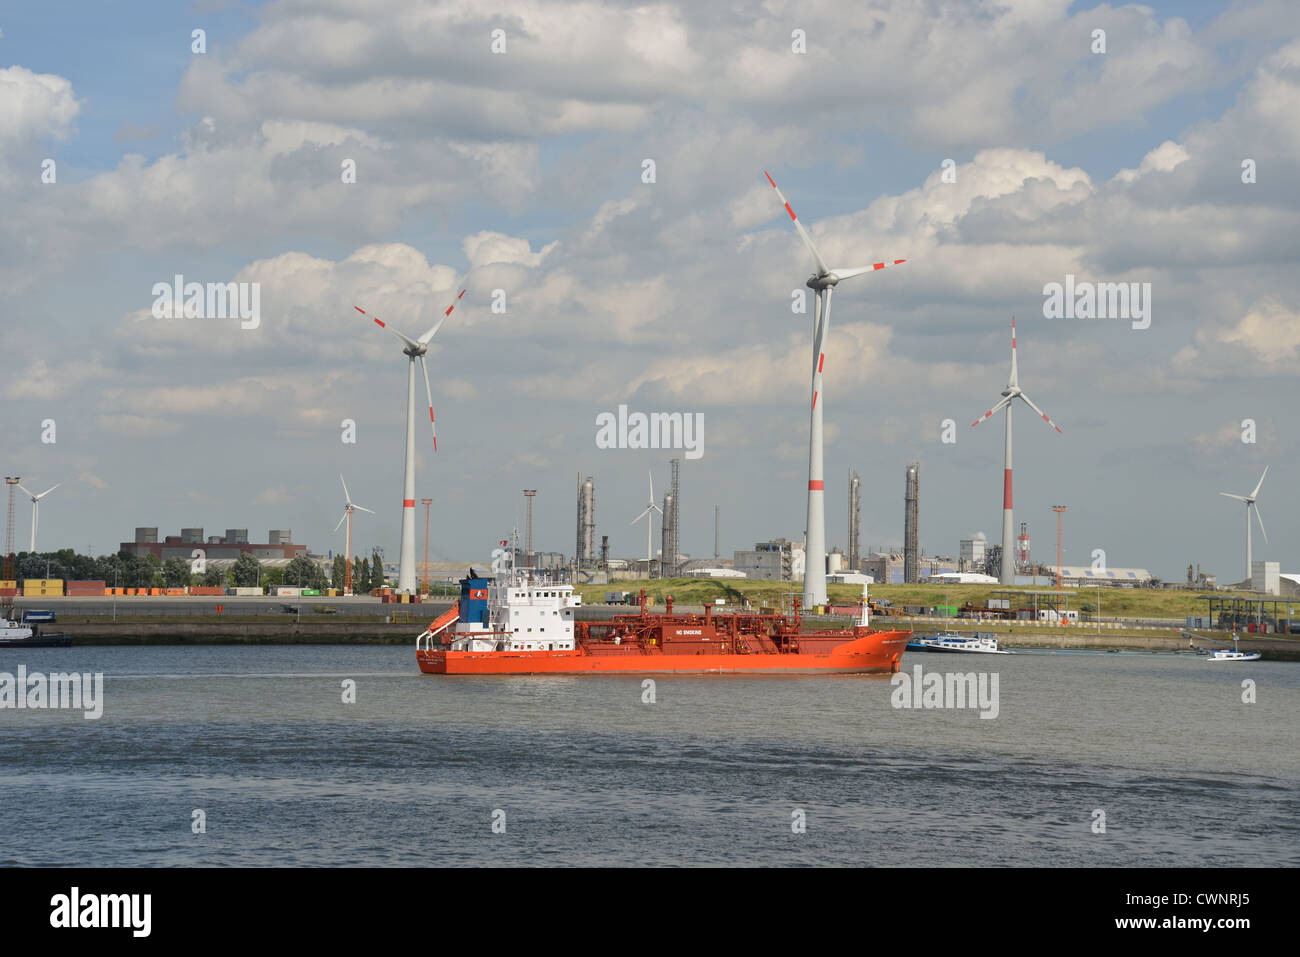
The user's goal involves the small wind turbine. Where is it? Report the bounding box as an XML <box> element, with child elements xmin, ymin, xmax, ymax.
<box><xmin>765</xmin><ymin>170</ymin><xmax>906</xmax><ymax>608</ymax></box>
<box><xmin>970</xmin><ymin>317</ymin><xmax>1062</xmax><ymax>584</ymax></box>
<box><xmin>1220</xmin><ymin>467</ymin><xmax>1268</xmax><ymax>583</ymax></box>
<box><xmin>16</xmin><ymin>481</ymin><xmax>60</xmax><ymax>553</ymax></box>
<box><xmin>335</xmin><ymin>473</ymin><xmax>375</xmax><ymax>595</ymax></box>
<box><xmin>354</xmin><ymin>289</ymin><xmax>465</xmax><ymax>593</ymax></box>
<box><xmin>629</xmin><ymin>469</ymin><xmax>663</xmax><ymax>571</ymax></box>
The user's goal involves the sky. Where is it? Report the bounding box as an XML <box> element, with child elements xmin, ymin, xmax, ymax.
<box><xmin>1</xmin><ymin>0</ymin><xmax>1297</xmax><ymax>582</ymax></box>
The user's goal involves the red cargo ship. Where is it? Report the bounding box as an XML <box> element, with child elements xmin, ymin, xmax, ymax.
<box><xmin>416</xmin><ymin>571</ymin><xmax>908</xmax><ymax>676</ymax></box>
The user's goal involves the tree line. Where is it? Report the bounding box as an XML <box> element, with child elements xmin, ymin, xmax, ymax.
<box><xmin>7</xmin><ymin>549</ymin><xmax>388</xmax><ymax>593</ymax></box>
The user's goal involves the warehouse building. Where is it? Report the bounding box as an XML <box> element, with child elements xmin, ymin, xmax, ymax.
<box><xmin>1053</xmin><ymin>565</ymin><xmax>1153</xmax><ymax>587</ymax></box>
<box><xmin>121</xmin><ymin>527</ymin><xmax>307</xmax><ymax>561</ymax></box>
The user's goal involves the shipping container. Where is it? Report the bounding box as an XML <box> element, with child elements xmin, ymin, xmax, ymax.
<box><xmin>69</xmin><ymin>580</ymin><xmax>107</xmax><ymax>589</ymax></box>
<box><xmin>300</xmin><ymin>589</ymin><xmax>321</xmax><ymax>597</ymax></box>
<box><xmin>903</xmin><ymin>605</ymin><xmax>925</xmax><ymax>615</ymax></box>
<box><xmin>277</xmin><ymin>587</ymin><xmax>303</xmax><ymax>597</ymax></box>
<box><xmin>229</xmin><ymin>587</ymin><xmax>263</xmax><ymax>596</ymax></box>
<box><xmin>165</xmin><ymin>588</ymin><xmax>186</xmax><ymax>596</ymax></box>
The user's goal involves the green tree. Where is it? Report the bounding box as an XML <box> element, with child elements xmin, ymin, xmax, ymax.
<box><xmin>357</xmin><ymin>557</ymin><xmax>370</xmax><ymax>594</ymax></box>
<box><xmin>229</xmin><ymin>553</ymin><xmax>262</xmax><ymax>589</ymax></box>
<box><xmin>262</xmin><ymin>567</ymin><xmax>285</xmax><ymax>589</ymax></box>
<box><xmin>200</xmin><ymin>565</ymin><xmax>227</xmax><ymax>588</ymax></box>
<box><xmin>370</xmin><ymin>551</ymin><xmax>385</xmax><ymax>591</ymax></box>
<box><xmin>331</xmin><ymin>555</ymin><xmax>346</xmax><ymax>589</ymax></box>
<box><xmin>162</xmin><ymin>557</ymin><xmax>192</xmax><ymax>588</ymax></box>
<box><xmin>284</xmin><ymin>555</ymin><xmax>326</xmax><ymax>589</ymax></box>
<box><xmin>95</xmin><ymin>554</ymin><xmax>126</xmax><ymax>585</ymax></box>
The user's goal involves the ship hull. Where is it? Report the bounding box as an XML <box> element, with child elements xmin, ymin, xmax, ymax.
<box><xmin>418</xmin><ymin>629</ymin><xmax>909</xmax><ymax>676</ymax></box>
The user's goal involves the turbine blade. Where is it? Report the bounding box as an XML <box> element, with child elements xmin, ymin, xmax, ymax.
<box><xmin>340</xmin><ymin>473</ymin><xmax>351</xmax><ymax>505</ymax></box>
<box><xmin>419</xmin><ymin>355</ymin><xmax>438</xmax><ymax>453</ymax></box>
<box><xmin>630</xmin><ymin>508</ymin><xmax>651</xmax><ymax>525</ymax></box>
<box><xmin>970</xmin><ymin>395</ymin><xmax>1012</xmax><ymax>428</ymax></box>
<box><xmin>648</xmin><ymin>468</ymin><xmax>654</xmax><ymax>501</ymax></box>
<box><xmin>1008</xmin><ymin>316</ymin><xmax>1019</xmax><ymax>388</ymax></box>
<box><xmin>418</xmin><ymin>289</ymin><xmax>466</xmax><ymax>345</ymax></box>
<box><xmin>36</xmin><ymin>483</ymin><xmax>60</xmax><ymax>499</ymax></box>
<box><xmin>355</xmin><ymin>505</ymin><xmax>376</xmax><ymax>515</ymax></box>
<box><xmin>335</xmin><ymin>512</ymin><xmax>348</xmax><ymax>532</ymax></box>
<box><xmin>1018</xmin><ymin>392</ymin><xmax>1062</xmax><ymax>433</ymax></box>
<box><xmin>1251</xmin><ymin>465</ymin><xmax>1268</xmax><ymax>500</ymax></box>
<box><xmin>764</xmin><ymin>170</ymin><xmax>829</xmax><ymax>277</ymax></box>
<box><xmin>829</xmin><ymin>261</ymin><xmax>907</xmax><ymax>280</ymax></box>
<box><xmin>1219</xmin><ymin>492</ymin><xmax>1249</xmax><ymax>502</ymax></box>
<box><xmin>16</xmin><ymin>483</ymin><xmax>34</xmax><ymax>498</ymax></box>
<box><xmin>1254</xmin><ymin>503</ymin><xmax>1268</xmax><ymax>544</ymax></box>
<box><xmin>355</xmin><ymin>305</ymin><xmax>419</xmax><ymax>350</ymax></box>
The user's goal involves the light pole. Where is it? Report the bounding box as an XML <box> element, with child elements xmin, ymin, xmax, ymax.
<box><xmin>1096</xmin><ymin>582</ymin><xmax>1101</xmax><ymax>635</ymax></box>
<box><xmin>113</xmin><ymin>568</ymin><xmax>119</xmax><ymax>622</ymax></box>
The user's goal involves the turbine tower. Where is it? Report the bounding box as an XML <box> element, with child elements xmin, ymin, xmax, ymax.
<box><xmin>1220</xmin><ymin>467</ymin><xmax>1268</xmax><ymax>583</ymax></box>
<box><xmin>354</xmin><ymin>289</ymin><xmax>465</xmax><ymax>592</ymax></box>
<box><xmin>16</xmin><ymin>481</ymin><xmax>59</xmax><ymax>553</ymax></box>
<box><xmin>970</xmin><ymin>317</ymin><xmax>1062</xmax><ymax>585</ymax></box>
<box><xmin>765</xmin><ymin>170</ymin><xmax>905</xmax><ymax>606</ymax></box>
<box><xmin>629</xmin><ymin>469</ymin><xmax>663</xmax><ymax>571</ymax></box>
<box><xmin>335</xmin><ymin>474</ymin><xmax>374</xmax><ymax>596</ymax></box>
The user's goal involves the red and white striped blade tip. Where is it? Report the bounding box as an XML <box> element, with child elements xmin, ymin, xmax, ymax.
<box><xmin>355</xmin><ymin>305</ymin><xmax>385</xmax><ymax>328</ymax></box>
<box><xmin>763</xmin><ymin>171</ymin><xmax>798</xmax><ymax>222</ymax></box>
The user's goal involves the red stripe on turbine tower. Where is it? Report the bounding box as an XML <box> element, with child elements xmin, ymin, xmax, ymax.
<box><xmin>403</xmin><ymin>499</ymin><xmax>415</xmax><ymax>508</ymax></box>
<box><xmin>809</xmin><ymin>481</ymin><xmax>824</xmax><ymax>490</ymax></box>
<box><xmin>1003</xmin><ymin>469</ymin><xmax>1013</xmax><ymax>509</ymax></box>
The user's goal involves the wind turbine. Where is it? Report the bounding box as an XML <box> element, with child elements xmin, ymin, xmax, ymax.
<box><xmin>16</xmin><ymin>481</ymin><xmax>59</xmax><ymax>553</ymax></box>
<box><xmin>970</xmin><ymin>317</ymin><xmax>1062</xmax><ymax>585</ymax></box>
<box><xmin>765</xmin><ymin>170</ymin><xmax>906</xmax><ymax>606</ymax></box>
<box><xmin>1220</xmin><ymin>467</ymin><xmax>1268</xmax><ymax>584</ymax></box>
<box><xmin>335</xmin><ymin>473</ymin><xmax>375</xmax><ymax>595</ymax></box>
<box><xmin>629</xmin><ymin>469</ymin><xmax>663</xmax><ymax>572</ymax></box>
<box><xmin>354</xmin><ymin>288</ymin><xmax>465</xmax><ymax>593</ymax></box>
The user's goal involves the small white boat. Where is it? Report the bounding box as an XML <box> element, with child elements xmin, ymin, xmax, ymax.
<box><xmin>1206</xmin><ymin>649</ymin><xmax>1261</xmax><ymax>662</ymax></box>
<box><xmin>909</xmin><ymin>631</ymin><xmax>1010</xmax><ymax>655</ymax></box>
<box><xmin>1187</xmin><ymin>631</ymin><xmax>1261</xmax><ymax>662</ymax></box>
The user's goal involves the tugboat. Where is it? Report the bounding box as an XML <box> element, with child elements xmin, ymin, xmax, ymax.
<box><xmin>0</xmin><ymin>616</ymin><xmax>73</xmax><ymax>648</ymax></box>
<box><xmin>416</xmin><ymin>568</ymin><xmax>909</xmax><ymax>676</ymax></box>
<box><xmin>908</xmin><ymin>631</ymin><xmax>1010</xmax><ymax>655</ymax></box>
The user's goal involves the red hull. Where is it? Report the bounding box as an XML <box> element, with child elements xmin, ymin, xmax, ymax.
<box><xmin>417</xmin><ymin>628</ymin><xmax>909</xmax><ymax>675</ymax></box>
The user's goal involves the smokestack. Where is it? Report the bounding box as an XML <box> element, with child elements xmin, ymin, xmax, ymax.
<box><xmin>848</xmin><ymin>470</ymin><xmax>861</xmax><ymax>570</ymax></box>
<box><xmin>904</xmin><ymin>462</ymin><xmax>919</xmax><ymax>584</ymax></box>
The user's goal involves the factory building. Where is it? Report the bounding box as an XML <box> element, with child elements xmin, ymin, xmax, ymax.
<box><xmin>734</xmin><ymin>539</ymin><xmax>805</xmax><ymax>581</ymax></box>
<box><xmin>121</xmin><ymin>527</ymin><xmax>307</xmax><ymax>561</ymax></box>
<box><xmin>862</xmin><ymin>551</ymin><xmax>959</xmax><ymax>585</ymax></box>
<box><xmin>959</xmin><ymin>533</ymin><xmax>987</xmax><ymax>571</ymax></box>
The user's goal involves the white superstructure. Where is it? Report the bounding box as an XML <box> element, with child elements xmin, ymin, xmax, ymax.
<box><xmin>448</xmin><ymin>570</ymin><xmax>582</xmax><ymax>653</ymax></box>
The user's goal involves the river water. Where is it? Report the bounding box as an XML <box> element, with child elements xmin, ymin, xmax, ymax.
<box><xmin>1</xmin><ymin>644</ymin><xmax>1295</xmax><ymax>866</ymax></box>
